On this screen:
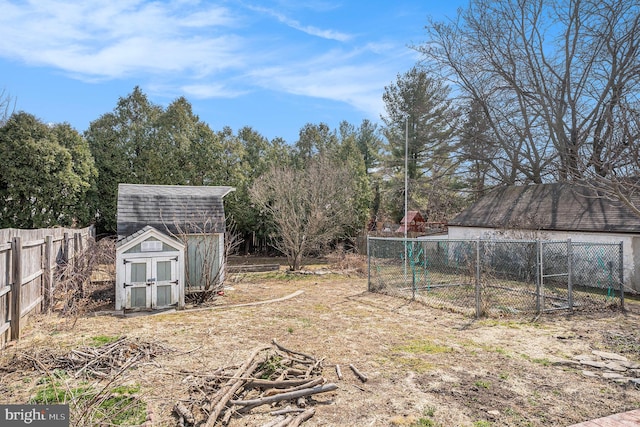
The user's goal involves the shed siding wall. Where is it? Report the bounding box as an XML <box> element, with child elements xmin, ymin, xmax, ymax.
<box><xmin>186</xmin><ymin>234</ymin><xmax>223</xmax><ymax>289</ymax></box>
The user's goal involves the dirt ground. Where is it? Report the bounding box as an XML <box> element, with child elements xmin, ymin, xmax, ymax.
<box><xmin>2</xmin><ymin>267</ymin><xmax>640</xmax><ymax>426</ymax></box>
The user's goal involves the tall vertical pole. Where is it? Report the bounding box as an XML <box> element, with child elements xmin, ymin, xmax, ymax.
<box><xmin>404</xmin><ymin>117</ymin><xmax>408</xmax><ymax>286</ymax></box>
<box><xmin>404</xmin><ymin>118</ymin><xmax>408</xmax><ymax>241</ymax></box>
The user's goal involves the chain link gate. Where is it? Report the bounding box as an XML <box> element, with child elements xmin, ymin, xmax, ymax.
<box><xmin>367</xmin><ymin>237</ymin><xmax>624</xmax><ymax>317</ymax></box>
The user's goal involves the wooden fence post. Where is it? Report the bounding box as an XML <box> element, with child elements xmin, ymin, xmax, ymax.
<box><xmin>44</xmin><ymin>235</ymin><xmax>53</xmax><ymax>312</ymax></box>
<box><xmin>74</xmin><ymin>232</ymin><xmax>84</xmax><ymax>297</ymax></box>
<box><xmin>74</xmin><ymin>232</ymin><xmax>81</xmax><ymax>259</ymax></box>
<box><xmin>63</xmin><ymin>232</ymin><xmax>70</xmax><ymax>265</ymax></box>
<box><xmin>10</xmin><ymin>236</ymin><xmax>22</xmax><ymax>340</ymax></box>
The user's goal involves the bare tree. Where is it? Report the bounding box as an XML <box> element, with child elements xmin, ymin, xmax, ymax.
<box><xmin>458</xmin><ymin>98</ymin><xmax>502</xmax><ymax>200</ymax></box>
<box><xmin>250</xmin><ymin>154</ymin><xmax>359</xmax><ymax>271</ymax></box>
<box><xmin>0</xmin><ymin>88</ymin><xmax>15</xmax><ymax>126</ymax></box>
<box><xmin>165</xmin><ymin>211</ymin><xmax>243</xmax><ymax>304</ymax></box>
<box><xmin>422</xmin><ymin>0</ymin><xmax>640</xmax><ymax>191</ymax></box>
<box><xmin>52</xmin><ymin>237</ymin><xmax>115</xmax><ymax>326</ymax></box>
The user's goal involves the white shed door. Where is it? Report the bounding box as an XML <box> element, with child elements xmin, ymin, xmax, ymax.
<box><xmin>124</xmin><ymin>257</ymin><xmax>179</xmax><ymax>309</ymax></box>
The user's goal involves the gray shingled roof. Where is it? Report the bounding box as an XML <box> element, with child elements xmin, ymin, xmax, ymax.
<box><xmin>117</xmin><ymin>184</ymin><xmax>235</xmax><ymax>238</ymax></box>
<box><xmin>116</xmin><ymin>225</ymin><xmax>156</xmax><ymax>247</ymax></box>
<box><xmin>449</xmin><ymin>182</ymin><xmax>640</xmax><ymax>233</ymax></box>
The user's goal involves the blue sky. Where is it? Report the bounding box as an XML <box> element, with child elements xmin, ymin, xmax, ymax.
<box><xmin>1</xmin><ymin>0</ymin><xmax>467</xmax><ymax>144</ymax></box>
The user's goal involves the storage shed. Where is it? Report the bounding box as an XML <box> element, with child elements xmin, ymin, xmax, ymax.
<box><xmin>115</xmin><ymin>225</ymin><xmax>185</xmax><ymax>311</ymax></box>
<box><xmin>115</xmin><ymin>184</ymin><xmax>235</xmax><ymax>312</ymax></box>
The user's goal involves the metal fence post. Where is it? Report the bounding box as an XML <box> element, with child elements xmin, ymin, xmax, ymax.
<box><xmin>367</xmin><ymin>236</ymin><xmax>371</xmax><ymax>292</ymax></box>
<box><xmin>475</xmin><ymin>238</ymin><xmax>481</xmax><ymax>318</ymax></box>
<box><xmin>403</xmin><ymin>238</ymin><xmax>408</xmax><ymax>290</ymax></box>
<box><xmin>411</xmin><ymin>241</ymin><xmax>417</xmax><ymax>300</ymax></box>
<box><xmin>536</xmin><ymin>240</ymin><xmax>541</xmax><ymax>314</ymax></box>
<box><xmin>567</xmin><ymin>239</ymin><xmax>573</xmax><ymax>314</ymax></box>
<box><xmin>619</xmin><ymin>241</ymin><xmax>625</xmax><ymax>311</ymax></box>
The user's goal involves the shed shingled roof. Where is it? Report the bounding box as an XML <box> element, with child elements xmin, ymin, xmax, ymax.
<box><xmin>449</xmin><ymin>182</ymin><xmax>640</xmax><ymax>233</ymax></box>
<box><xmin>117</xmin><ymin>184</ymin><xmax>235</xmax><ymax>238</ymax></box>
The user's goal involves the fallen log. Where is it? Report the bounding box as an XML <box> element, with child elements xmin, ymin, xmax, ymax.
<box><xmin>173</xmin><ymin>401</ymin><xmax>195</xmax><ymax>426</ymax></box>
<box><xmin>260</xmin><ymin>415</ymin><xmax>288</xmax><ymax>427</ymax></box>
<box><xmin>221</xmin><ymin>408</ymin><xmax>233</xmax><ymax>426</ymax></box>
<box><xmin>349</xmin><ymin>364</ymin><xmax>368</xmax><ymax>383</ymax></box>
<box><xmin>227</xmin><ymin>264</ymin><xmax>280</xmax><ymax>273</ymax></box>
<box><xmin>264</xmin><ymin>377</ymin><xmax>325</xmax><ymax>397</ymax></box>
<box><xmin>289</xmin><ymin>407</ymin><xmax>316</xmax><ymax>427</ymax></box>
<box><xmin>230</xmin><ymin>383</ymin><xmax>338</xmax><ymax>407</ymax></box>
<box><xmin>269</xmin><ymin>406</ymin><xmax>305</xmax><ymax>416</ymax></box>
<box><xmin>335</xmin><ymin>364</ymin><xmax>343</xmax><ymax>380</ymax></box>
<box><xmin>246</xmin><ymin>378</ymin><xmax>314</xmax><ymax>389</ymax></box>
<box><xmin>270</xmin><ymin>416</ymin><xmax>294</xmax><ymax>427</ymax></box>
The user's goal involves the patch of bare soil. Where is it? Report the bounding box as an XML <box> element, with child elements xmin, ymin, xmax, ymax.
<box><xmin>2</xmin><ymin>271</ymin><xmax>640</xmax><ymax>426</ymax></box>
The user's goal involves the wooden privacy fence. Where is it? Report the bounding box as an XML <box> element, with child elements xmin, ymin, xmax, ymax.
<box><xmin>0</xmin><ymin>226</ymin><xmax>94</xmax><ymax>348</ymax></box>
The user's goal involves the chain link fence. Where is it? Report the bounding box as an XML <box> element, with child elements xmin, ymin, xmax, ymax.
<box><xmin>367</xmin><ymin>237</ymin><xmax>624</xmax><ymax>317</ymax></box>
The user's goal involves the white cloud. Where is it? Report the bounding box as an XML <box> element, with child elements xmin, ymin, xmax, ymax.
<box><xmin>0</xmin><ymin>0</ymin><xmax>414</xmax><ymax>121</ymax></box>
<box><xmin>0</xmin><ymin>0</ymin><xmax>241</xmax><ymax>78</ymax></box>
<box><xmin>247</xmin><ymin>49</ymin><xmax>396</xmax><ymax>119</ymax></box>
<box><xmin>180</xmin><ymin>83</ymin><xmax>249</xmax><ymax>99</ymax></box>
<box><xmin>245</xmin><ymin>5</ymin><xmax>352</xmax><ymax>42</ymax></box>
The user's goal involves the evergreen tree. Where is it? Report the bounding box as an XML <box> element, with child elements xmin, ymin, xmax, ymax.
<box><xmin>0</xmin><ymin>113</ymin><xmax>95</xmax><ymax>228</ymax></box>
<box><xmin>381</xmin><ymin>66</ymin><xmax>460</xmax><ymax>222</ymax></box>
<box><xmin>294</xmin><ymin>123</ymin><xmax>338</xmax><ymax>166</ymax></box>
<box><xmin>85</xmin><ymin>87</ymin><xmax>162</xmax><ymax>233</ymax></box>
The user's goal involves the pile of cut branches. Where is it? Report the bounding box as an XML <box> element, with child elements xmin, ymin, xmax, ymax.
<box><xmin>1</xmin><ymin>336</ymin><xmax>167</xmax><ymax>378</ymax></box>
<box><xmin>174</xmin><ymin>340</ymin><xmax>337</xmax><ymax>426</ymax></box>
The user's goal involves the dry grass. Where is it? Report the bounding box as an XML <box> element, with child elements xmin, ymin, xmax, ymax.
<box><xmin>2</xmin><ymin>270</ymin><xmax>640</xmax><ymax>426</ymax></box>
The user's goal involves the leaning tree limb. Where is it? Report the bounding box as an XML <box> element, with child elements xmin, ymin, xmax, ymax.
<box><xmin>272</xmin><ymin>339</ymin><xmax>317</xmax><ymax>362</ymax></box>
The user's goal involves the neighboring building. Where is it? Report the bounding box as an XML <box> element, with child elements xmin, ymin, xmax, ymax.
<box><xmin>443</xmin><ymin>182</ymin><xmax>640</xmax><ymax>291</ymax></box>
<box><xmin>115</xmin><ymin>184</ymin><xmax>235</xmax><ymax>312</ymax></box>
